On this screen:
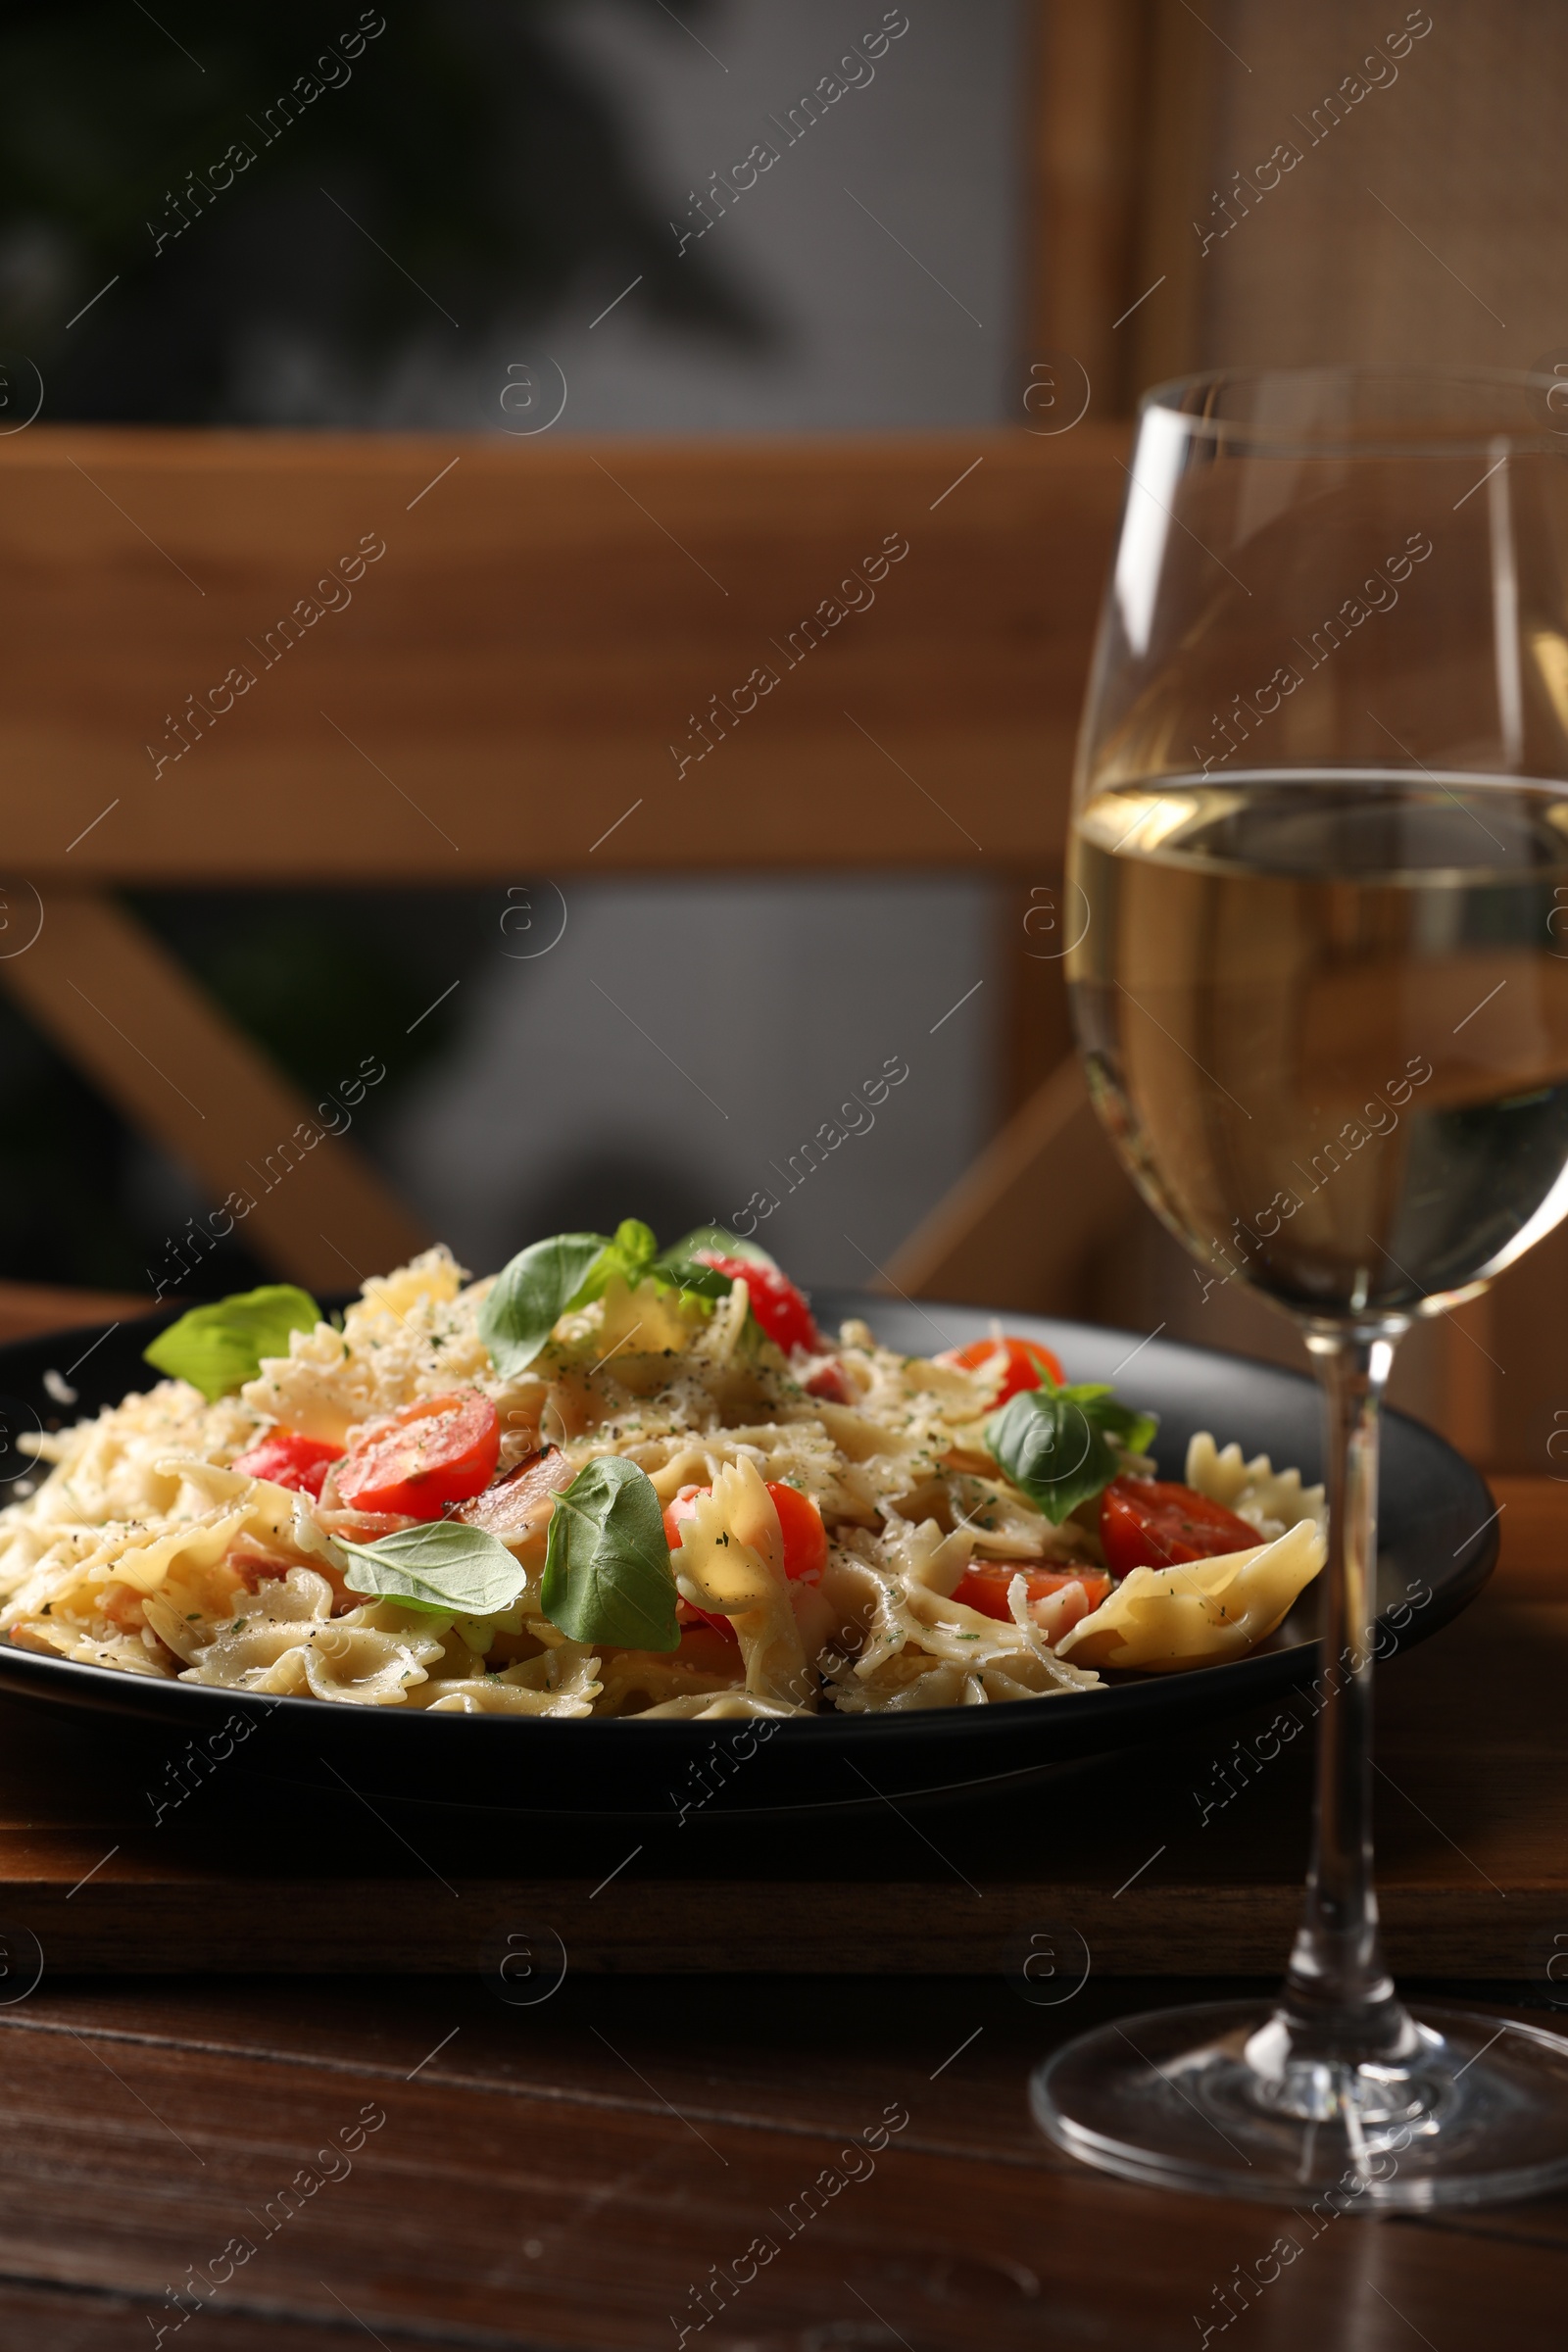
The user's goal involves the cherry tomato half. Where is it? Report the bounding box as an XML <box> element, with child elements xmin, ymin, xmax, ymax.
<box><xmin>1099</xmin><ymin>1478</ymin><xmax>1259</xmax><ymax>1577</ymax></box>
<box><xmin>766</xmin><ymin>1483</ymin><xmax>830</xmax><ymax>1583</ymax></box>
<box><xmin>952</xmin><ymin>1562</ymin><xmax>1110</xmax><ymax>1622</ymax></box>
<box><xmin>938</xmin><ymin>1334</ymin><xmax>1066</xmax><ymax>1405</ymax></box>
<box><xmin>664</xmin><ymin>1480</ymin><xmax>829</xmax><ymax>1638</ymax></box>
<box><xmin>335</xmin><ymin>1391</ymin><xmax>501</xmax><ymax>1521</ymax></box>
<box><xmin>230</xmin><ymin>1428</ymin><xmax>345</xmax><ymax>1499</ymax></box>
<box><xmin>694</xmin><ymin>1251</ymin><xmax>823</xmax><ymax>1355</ymax></box>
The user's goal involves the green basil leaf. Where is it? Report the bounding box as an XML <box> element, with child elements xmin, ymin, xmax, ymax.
<box><xmin>1043</xmin><ymin>1380</ymin><xmax>1159</xmax><ymax>1459</ymax></box>
<box><xmin>664</xmin><ymin>1224</ymin><xmax>779</xmax><ymax>1272</ymax></box>
<box><xmin>652</xmin><ymin>1250</ymin><xmax>735</xmax><ymax>1301</ymax></box>
<box><xmin>143</xmin><ymin>1284</ymin><xmax>321</xmax><ymax>1402</ymax></box>
<box><xmin>596</xmin><ymin>1218</ymin><xmax>660</xmax><ymax>1289</ymax></box>
<box><xmin>574</xmin><ymin>1216</ymin><xmax>672</xmax><ymax>1303</ymax></box>
<box><xmin>540</xmin><ymin>1455</ymin><xmax>678</xmax><ymax>1651</ymax></box>
<box><xmin>1089</xmin><ymin>1396</ymin><xmax>1159</xmax><ymax>1458</ymax></box>
<box><xmin>338</xmin><ymin>1520</ymin><xmax>526</xmax><ymax>1617</ymax></box>
<box><xmin>985</xmin><ymin>1389</ymin><xmax>1119</xmax><ymax>1524</ymax></box>
<box><xmin>478</xmin><ymin>1231</ymin><xmax>608</xmax><ymax>1376</ymax></box>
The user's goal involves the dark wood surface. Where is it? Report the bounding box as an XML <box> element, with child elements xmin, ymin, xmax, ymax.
<box><xmin>3</xmin><ymin>1971</ymin><xmax>1564</xmax><ymax>2347</ymax></box>
<box><xmin>0</xmin><ymin>1480</ymin><xmax>1562</xmax><ymax>2345</ymax></box>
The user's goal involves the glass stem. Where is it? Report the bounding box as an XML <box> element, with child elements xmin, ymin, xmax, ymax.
<box><xmin>1276</xmin><ymin>1323</ymin><xmax>1415</xmax><ymax>2063</ymax></box>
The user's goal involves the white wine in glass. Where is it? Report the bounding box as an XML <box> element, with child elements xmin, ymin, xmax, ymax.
<box><xmin>1033</xmin><ymin>368</ymin><xmax>1568</xmax><ymax>2207</ymax></box>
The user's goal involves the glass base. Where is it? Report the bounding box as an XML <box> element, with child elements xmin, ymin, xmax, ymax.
<box><xmin>1032</xmin><ymin>2000</ymin><xmax>1568</xmax><ymax>2208</ymax></box>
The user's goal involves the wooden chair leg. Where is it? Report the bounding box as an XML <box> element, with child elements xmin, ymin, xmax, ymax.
<box><xmin>883</xmin><ymin>1054</ymin><xmax>1141</xmax><ymax>1311</ymax></box>
<box><xmin>0</xmin><ymin>890</ymin><xmax>429</xmax><ymax>1296</ymax></box>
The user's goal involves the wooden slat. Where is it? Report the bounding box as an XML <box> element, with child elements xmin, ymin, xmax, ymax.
<box><xmin>0</xmin><ymin>426</ymin><xmax>1127</xmax><ymax>881</ymax></box>
<box><xmin>1458</xmin><ymin>1217</ymin><xmax>1568</xmax><ymax>1476</ymax></box>
<box><xmin>883</xmin><ymin>1054</ymin><xmax>1139</xmax><ymax>1310</ymax></box>
<box><xmin>1027</xmin><ymin>0</ymin><xmax>1153</xmax><ymax>416</ymax></box>
<box><xmin>0</xmin><ymin>1475</ymin><xmax>1553</xmax><ymax>1974</ymax></box>
<box><xmin>1125</xmin><ymin>0</ymin><xmax>1225</xmax><ymax>396</ymax></box>
<box><xmin>998</xmin><ymin>870</ymin><xmax>1077</xmax><ymax>1116</ymax></box>
<box><xmin>0</xmin><ymin>891</ymin><xmax>427</xmax><ymax>1292</ymax></box>
<box><xmin>0</xmin><ymin>1281</ymin><xmax>147</xmax><ymax>1346</ymax></box>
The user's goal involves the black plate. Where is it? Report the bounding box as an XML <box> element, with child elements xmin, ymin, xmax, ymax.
<box><xmin>0</xmin><ymin>1295</ymin><xmax>1495</xmax><ymax>1815</ymax></box>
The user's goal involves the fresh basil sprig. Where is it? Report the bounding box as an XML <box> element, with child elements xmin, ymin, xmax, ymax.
<box><xmin>1083</xmin><ymin>1391</ymin><xmax>1159</xmax><ymax>1458</ymax></box>
<box><xmin>985</xmin><ymin>1380</ymin><xmax>1158</xmax><ymax>1524</ymax></box>
<box><xmin>654</xmin><ymin>1223</ymin><xmax>780</xmax><ymax>1302</ymax></box>
<box><xmin>481</xmin><ymin>1219</ymin><xmax>745</xmax><ymax>1376</ymax></box>
<box><xmin>541</xmin><ymin>1455</ymin><xmax>678</xmax><ymax>1651</ymax></box>
<box><xmin>478</xmin><ymin>1231</ymin><xmax>610</xmax><ymax>1376</ymax></box>
<box><xmin>653</xmin><ymin>1254</ymin><xmax>734</xmax><ymax>1301</ymax></box>
<box><xmin>337</xmin><ymin>1520</ymin><xmax>527</xmax><ymax>1616</ymax></box>
<box><xmin>144</xmin><ymin>1284</ymin><xmax>321</xmax><ymax>1402</ymax></box>
<box><xmin>595</xmin><ymin>1217</ymin><xmax>660</xmax><ymax>1289</ymax></box>
<box><xmin>653</xmin><ymin>1232</ymin><xmax>736</xmax><ymax>1301</ymax></box>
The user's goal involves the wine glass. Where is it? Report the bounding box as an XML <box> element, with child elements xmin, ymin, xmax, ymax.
<box><xmin>1033</xmin><ymin>366</ymin><xmax>1568</xmax><ymax>2206</ymax></box>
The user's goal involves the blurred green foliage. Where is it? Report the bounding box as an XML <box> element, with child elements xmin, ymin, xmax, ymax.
<box><xmin>0</xmin><ymin>0</ymin><xmax>756</xmax><ymax>420</ymax></box>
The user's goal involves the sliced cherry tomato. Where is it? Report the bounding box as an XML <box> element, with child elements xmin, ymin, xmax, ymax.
<box><xmin>952</xmin><ymin>1562</ymin><xmax>1111</xmax><ymax>1622</ymax></box>
<box><xmin>938</xmin><ymin>1334</ymin><xmax>1065</xmax><ymax>1405</ymax></box>
<box><xmin>766</xmin><ymin>1483</ymin><xmax>830</xmax><ymax>1583</ymax></box>
<box><xmin>804</xmin><ymin>1360</ymin><xmax>852</xmax><ymax>1404</ymax></box>
<box><xmin>662</xmin><ymin>1486</ymin><xmax>704</xmax><ymax>1559</ymax></box>
<box><xmin>1099</xmin><ymin>1478</ymin><xmax>1259</xmax><ymax>1576</ymax></box>
<box><xmin>664</xmin><ymin>1479</ymin><xmax>829</xmax><ymax>1637</ymax></box>
<box><xmin>693</xmin><ymin>1251</ymin><xmax>823</xmax><ymax>1354</ymax></box>
<box><xmin>335</xmin><ymin>1391</ymin><xmax>501</xmax><ymax>1521</ymax></box>
<box><xmin>230</xmin><ymin>1428</ymin><xmax>345</xmax><ymax>1499</ymax></box>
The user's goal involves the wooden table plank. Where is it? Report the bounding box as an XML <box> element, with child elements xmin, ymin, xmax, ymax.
<box><xmin>0</xmin><ymin>1974</ymin><xmax>1562</xmax><ymax>2348</ymax></box>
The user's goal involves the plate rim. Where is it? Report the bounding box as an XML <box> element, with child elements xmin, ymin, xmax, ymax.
<box><xmin>0</xmin><ymin>1293</ymin><xmax>1498</xmax><ymax>1759</ymax></box>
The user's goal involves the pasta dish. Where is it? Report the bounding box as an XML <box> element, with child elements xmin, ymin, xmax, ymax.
<box><xmin>0</xmin><ymin>1225</ymin><xmax>1326</xmax><ymax>1719</ymax></box>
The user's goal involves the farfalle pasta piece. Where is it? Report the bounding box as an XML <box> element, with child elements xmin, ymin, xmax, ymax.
<box><xmin>1186</xmin><ymin>1433</ymin><xmax>1326</xmax><ymax>1542</ymax></box>
<box><xmin>638</xmin><ymin>1690</ymin><xmax>810</xmax><ymax>1719</ymax></box>
<box><xmin>7</xmin><ymin>1617</ymin><xmax>169</xmax><ymax>1676</ymax></box>
<box><xmin>80</xmin><ymin>1504</ymin><xmax>254</xmax><ymax>1600</ymax></box>
<box><xmin>818</xmin><ymin>1518</ymin><xmax>1102</xmax><ymax>1712</ymax></box>
<box><xmin>180</xmin><ymin>1568</ymin><xmax>448</xmax><ymax>1703</ymax></box>
<box><xmin>669</xmin><ymin>1455</ymin><xmax>813</xmax><ymax>1709</ymax></box>
<box><xmin>828</xmin><ymin>1655</ymin><xmax>984</xmax><ymax>1713</ymax></box>
<box><xmin>594</xmin><ymin>1648</ymin><xmax>748</xmax><ymax>1716</ymax></box>
<box><xmin>419</xmin><ymin>1644</ymin><xmax>602</xmax><ymax>1716</ymax></box>
<box><xmin>1056</xmin><ymin>1519</ymin><xmax>1325</xmax><ymax>1672</ymax></box>
<box><xmin>565</xmin><ymin>1274</ymin><xmax>701</xmax><ymax>1373</ymax></box>
<box><xmin>889</xmin><ymin>1518</ymin><xmax>973</xmax><ymax>1596</ymax></box>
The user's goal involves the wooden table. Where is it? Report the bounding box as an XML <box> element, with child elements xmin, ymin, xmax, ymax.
<box><xmin>1</xmin><ymin>1477</ymin><xmax>1564</xmax><ymax>2347</ymax></box>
